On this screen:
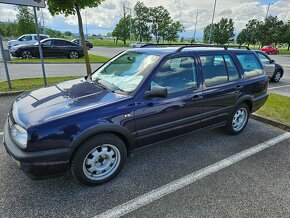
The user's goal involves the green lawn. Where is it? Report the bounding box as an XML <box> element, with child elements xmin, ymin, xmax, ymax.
<box><xmin>8</xmin><ymin>54</ymin><xmax>109</xmax><ymax>63</ymax></box>
<box><xmin>256</xmin><ymin>93</ymin><xmax>290</xmax><ymax>125</ymax></box>
<box><xmin>0</xmin><ymin>76</ymin><xmax>80</xmax><ymax>92</ymax></box>
<box><xmin>91</xmin><ymin>39</ymin><xmax>129</xmax><ymax>47</ymax></box>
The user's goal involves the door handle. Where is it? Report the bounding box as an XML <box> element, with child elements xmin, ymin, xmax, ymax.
<box><xmin>192</xmin><ymin>95</ymin><xmax>203</xmax><ymax>101</ymax></box>
<box><xmin>235</xmin><ymin>85</ymin><xmax>243</xmax><ymax>91</ymax></box>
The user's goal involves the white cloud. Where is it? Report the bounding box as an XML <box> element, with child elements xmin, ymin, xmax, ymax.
<box><xmin>0</xmin><ymin>0</ymin><xmax>289</xmax><ymax>35</ymax></box>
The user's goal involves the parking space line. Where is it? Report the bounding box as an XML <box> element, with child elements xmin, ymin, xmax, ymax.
<box><xmin>0</xmin><ymin>132</ymin><xmax>3</xmax><ymax>136</ymax></box>
<box><xmin>94</xmin><ymin>132</ymin><xmax>290</xmax><ymax>218</ymax></box>
<box><xmin>268</xmin><ymin>85</ymin><xmax>290</xmax><ymax>90</ymax></box>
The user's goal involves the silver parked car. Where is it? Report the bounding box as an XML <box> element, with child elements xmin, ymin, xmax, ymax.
<box><xmin>255</xmin><ymin>50</ymin><xmax>284</xmax><ymax>82</ymax></box>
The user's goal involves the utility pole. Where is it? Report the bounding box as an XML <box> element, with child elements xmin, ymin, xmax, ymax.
<box><xmin>209</xmin><ymin>0</ymin><xmax>217</xmax><ymax>44</ymax></box>
<box><xmin>129</xmin><ymin>8</ymin><xmax>132</xmax><ymax>47</ymax></box>
<box><xmin>193</xmin><ymin>11</ymin><xmax>202</xmax><ymax>43</ymax></box>
<box><xmin>265</xmin><ymin>3</ymin><xmax>273</xmax><ymax>19</ymax></box>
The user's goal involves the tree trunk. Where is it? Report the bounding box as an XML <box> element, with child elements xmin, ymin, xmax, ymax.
<box><xmin>288</xmin><ymin>43</ymin><xmax>290</xmax><ymax>51</ymax></box>
<box><xmin>75</xmin><ymin>5</ymin><xmax>91</xmax><ymax>76</ymax></box>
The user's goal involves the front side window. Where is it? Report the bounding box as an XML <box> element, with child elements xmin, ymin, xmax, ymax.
<box><xmin>201</xmin><ymin>55</ymin><xmax>229</xmax><ymax>87</ymax></box>
<box><xmin>19</xmin><ymin>35</ymin><xmax>32</xmax><ymax>41</ymax></box>
<box><xmin>151</xmin><ymin>57</ymin><xmax>197</xmax><ymax>94</ymax></box>
<box><xmin>236</xmin><ymin>54</ymin><xmax>263</xmax><ymax>78</ymax></box>
<box><xmin>91</xmin><ymin>51</ymin><xmax>160</xmax><ymax>93</ymax></box>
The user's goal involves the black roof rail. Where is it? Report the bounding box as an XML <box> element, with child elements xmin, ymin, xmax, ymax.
<box><xmin>175</xmin><ymin>44</ymin><xmax>228</xmax><ymax>52</ymax></box>
<box><xmin>141</xmin><ymin>43</ymin><xmax>251</xmax><ymax>52</ymax></box>
<box><xmin>141</xmin><ymin>43</ymin><xmax>193</xmax><ymax>48</ymax></box>
<box><xmin>225</xmin><ymin>45</ymin><xmax>251</xmax><ymax>50</ymax></box>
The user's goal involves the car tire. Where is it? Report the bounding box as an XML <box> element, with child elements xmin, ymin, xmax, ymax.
<box><xmin>225</xmin><ymin>103</ymin><xmax>250</xmax><ymax>135</ymax></box>
<box><xmin>68</xmin><ymin>51</ymin><xmax>79</xmax><ymax>59</ymax></box>
<box><xmin>271</xmin><ymin>70</ymin><xmax>282</xmax><ymax>83</ymax></box>
<box><xmin>21</xmin><ymin>50</ymin><xmax>32</xmax><ymax>59</ymax></box>
<box><xmin>71</xmin><ymin>134</ymin><xmax>127</xmax><ymax>185</ymax></box>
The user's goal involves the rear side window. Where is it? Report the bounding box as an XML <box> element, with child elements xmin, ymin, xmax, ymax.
<box><xmin>201</xmin><ymin>54</ymin><xmax>239</xmax><ymax>87</ymax></box>
<box><xmin>236</xmin><ymin>54</ymin><xmax>263</xmax><ymax>78</ymax></box>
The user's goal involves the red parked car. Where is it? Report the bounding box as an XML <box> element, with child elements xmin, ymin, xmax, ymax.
<box><xmin>261</xmin><ymin>45</ymin><xmax>279</xmax><ymax>55</ymax></box>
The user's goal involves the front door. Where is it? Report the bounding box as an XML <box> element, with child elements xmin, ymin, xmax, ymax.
<box><xmin>256</xmin><ymin>52</ymin><xmax>275</xmax><ymax>77</ymax></box>
<box><xmin>134</xmin><ymin>56</ymin><xmax>203</xmax><ymax>146</ymax></box>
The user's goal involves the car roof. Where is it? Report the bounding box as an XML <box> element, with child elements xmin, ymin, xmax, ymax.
<box><xmin>129</xmin><ymin>46</ymin><xmax>255</xmax><ymax>56</ymax></box>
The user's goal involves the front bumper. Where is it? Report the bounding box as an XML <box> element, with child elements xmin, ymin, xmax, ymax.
<box><xmin>3</xmin><ymin>118</ymin><xmax>72</xmax><ymax>180</ymax></box>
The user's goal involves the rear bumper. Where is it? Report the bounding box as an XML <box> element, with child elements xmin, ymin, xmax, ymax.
<box><xmin>3</xmin><ymin>118</ymin><xmax>72</xmax><ymax>180</ymax></box>
<box><xmin>252</xmin><ymin>93</ymin><xmax>269</xmax><ymax>112</ymax></box>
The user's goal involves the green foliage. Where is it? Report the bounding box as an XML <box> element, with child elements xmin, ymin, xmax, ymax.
<box><xmin>44</xmin><ymin>28</ymin><xmax>63</xmax><ymax>37</ymax></box>
<box><xmin>203</xmin><ymin>18</ymin><xmax>235</xmax><ymax>44</ymax></box>
<box><xmin>113</xmin><ymin>3</ymin><xmax>184</xmax><ymax>44</ymax></box>
<box><xmin>16</xmin><ymin>6</ymin><xmax>36</xmax><ymax>35</ymax></box>
<box><xmin>236</xmin><ymin>29</ymin><xmax>250</xmax><ymax>45</ymax></box>
<box><xmin>64</xmin><ymin>31</ymin><xmax>73</xmax><ymax>36</ymax></box>
<box><xmin>112</xmin><ymin>16</ymin><xmax>130</xmax><ymax>44</ymax></box>
<box><xmin>0</xmin><ymin>22</ymin><xmax>18</xmax><ymax>37</ymax></box>
<box><xmin>133</xmin><ymin>1</ymin><xmax>151</xmax><ymax>42</ymax></box>
<box><xmin>46</xmin><ymin>0</ymin><xmax>103</xmax><ymax>16</ymax></box>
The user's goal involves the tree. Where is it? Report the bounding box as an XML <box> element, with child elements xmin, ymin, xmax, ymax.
<box><xmin>64</xmin><ymin>31</ymin><xmax>72</xmax><ymax>37</ymax></box>
<box><xmin>236</xmin><ymin>29</ymin><xmax>250</xmax><ymax>46</ymax></box>
<box><xmin>112</xmin><ymin>16</ymin><xmax>130</xmax><ymax>45</ymax></box>
<box><xmin>245</xmin><ymin>19</ymin><xmax>260</xmax><ymax>46</ymax></box>
<box><xmin>203</xmin><ymin>24</ymin><xmax>213</xmax><ymax>43</ymax></box>
<box><xmin>46</xmin><ymin>0</ymin><xmax>104</xmax><ymax>75</ymax></box>
<box><xmin>133</xmin><ymin>1</ymin><xmax>151</xmax><ymax>42</ymax></box>
<box><xmin>281</xmin><ymin>24</ymin><xmax>290</xmax><ymax>50</ymax></box>
<box><xmin>16</xmin><ymin>6</ymin><xmax>36</xmax><ymax>35</ymax></box>
<box><xmin>164</xmin><ymin>21</ymin><xmax>184</xmax><ymax>42</ymax></box>
<box><xmin>149</xmin><ymin>6</ymin><xmax>171</xmax><ymax>43</ymax></box>
<box><xmin>203</xmin><ymin>18</ymin><xmax>234</xmax><ymax>44</ymax></box>
<box><xmin>258</xmin><ymin>16</ymin><xmax>285</xmax><ymax>46</ymax></box>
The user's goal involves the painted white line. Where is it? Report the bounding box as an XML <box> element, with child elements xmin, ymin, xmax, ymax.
<box><xmin>268</xmin><ymin>85</ymin><xmax>290</xmax><ymax>90</ymax></box>
<box><xmin>0</xmin><ymin>132</ymin><xmax>3</xmax><ymax>136</ymax></box>
<box><xmin>94</xmin><ymin>132</ymin><xmax>290</xmax><ymax>218</ymax></box>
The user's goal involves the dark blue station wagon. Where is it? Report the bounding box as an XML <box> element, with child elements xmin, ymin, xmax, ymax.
<box><xmin>3</xmin><ymin>45</ymin><xmax>269</xmax><ymax>185</ymax></box>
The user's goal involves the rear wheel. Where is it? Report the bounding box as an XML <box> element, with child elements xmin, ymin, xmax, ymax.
<box><xmin>271</xmin><ymin>70</ymin><xmax>282</xmax><ymax>83</ymax></box>
<box><xmin>68</xmin><ymin>50</ymin><xmax>79</xmax><ymax>59</ymax></box>
<box><xmin>225</xmin><ymin>103</ymin><xmax>250</xmax><ymax>135</ymax></box>
<box><xmin>71</xmin><ymin>134</ymin><xmax>127</xmax><ymax>185</ymax></box>
<box><xmin>21</xmin><ymin>50</ymin><xmax>32</xmax><ymax>59</ymax></box>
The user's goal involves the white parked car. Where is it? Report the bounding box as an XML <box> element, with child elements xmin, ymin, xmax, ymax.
<box><xmin>130</xmin><ymin>42</ymin><xmax>150</xmax><ymax>48</ymax></box>
<box><xmin>8</xmin><ymin>34</ymin><xmax>50</xmax><ymax>50</ymax></box>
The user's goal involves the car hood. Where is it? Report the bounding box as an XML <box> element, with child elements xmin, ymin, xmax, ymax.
<box><xmin>8</xmin><ymin>39</ymin><xmax>18</xmax><ymax>44</ymax></box>
<box><xmin>12</xmin><ymin>78</ymin><xmax>129</xmax><ymax>127</ymax></box>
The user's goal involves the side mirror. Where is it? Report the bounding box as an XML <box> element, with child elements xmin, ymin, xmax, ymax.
<box><xmin>144</xmin><ymin>86</ymin><xmax>168</xmax><ymax>99</ymax></box>
<box><xmin>269</xmin><ymin>59</ymin><xmax>275</xmax><ymax>64</ymax></box>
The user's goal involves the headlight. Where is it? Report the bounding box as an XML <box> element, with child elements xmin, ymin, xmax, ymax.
<box><xmin>10</xmin><ymin>47</ymin><xmax>17</xmax><ymax>52</ymax></box>
<box><xmin>11</xmin><ymin>124</ymin><xmax>28</xmax><ymax>149</ymax></box>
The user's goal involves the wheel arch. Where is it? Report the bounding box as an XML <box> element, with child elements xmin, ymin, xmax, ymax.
<box><xmin>69</xmin><ymin>124</ymin><xmax>136</xmax><ymax>158</ymax></box>
<box><xmin>235</xmin><ymin>95</ymin><xmax>253</xmax><ymax>112</ymax></box>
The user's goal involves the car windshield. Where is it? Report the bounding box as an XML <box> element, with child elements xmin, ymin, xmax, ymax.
<box><xmin>91</xmin><ymin>51</ymin><xmax>160</xmax><ymax>94</ymax></box>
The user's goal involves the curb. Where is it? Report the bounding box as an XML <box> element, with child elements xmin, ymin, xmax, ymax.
<box><xmin>251</xmin><ymin>113</ymin><xmax>290</xmax><ymax>132</ymax></box>
<box><xmin>0</xmin><ymin>90</ymin><xmax>25</xmax><ymax>97</ymax></box>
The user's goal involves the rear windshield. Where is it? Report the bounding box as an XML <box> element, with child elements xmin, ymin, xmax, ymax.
<box><xmin>236</xmin><ymin>54</ymin><xmax>263</xmax><ymax>78</ymax></box>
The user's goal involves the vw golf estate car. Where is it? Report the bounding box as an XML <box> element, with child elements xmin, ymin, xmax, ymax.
<box><xmin>3</xmin><ymin>44</ymin><xmax>269</xmax><ymax>185</ymax></box>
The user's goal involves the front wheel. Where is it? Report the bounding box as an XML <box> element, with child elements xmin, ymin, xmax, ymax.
<box><xmin>21</xmin><ymin>50</ymin><xmax>32</xmax><ymax>59</ymax></box>
<box><xmin>225</xmin><ymin>103</ymin><xmax>250</xmax><ymax>135</ymax></box>
<box><xmin>71</xmin><ymin>134</ymin><xmax>127</xmax><ymax>185</ymax></box>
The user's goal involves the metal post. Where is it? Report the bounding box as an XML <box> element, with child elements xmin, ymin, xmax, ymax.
<box><xmin>193</xmin><ymin>12</ymin><xmax>200</xmax><ymax>42</ymax></box>
<box><xmin>129</xmin><ymin>8</ymin><xmax>132</xmax><ymax>47</ymax></box>
<box><xmin>209</xmin><ymin>0</ymin><xmax>217</xmax><ymax>44</ymax></box>
<box><xmin>41</xmin><ymin>8</ymin><xmax>45</xmax><ymax>32</ymax></box>
<box><xmin>265</xmin><ymin>3</ymin><xmax>272</xmax><ymax>19</ymax></box>
<box><xmin>33</xmin><ymin>6</ymin><xmax>47</xmax><ymax>85</ymax></box>
<box><xmin>0</xmin><ymin>35</ymin><xmax>12</xmax><ymax>89</ymax></box>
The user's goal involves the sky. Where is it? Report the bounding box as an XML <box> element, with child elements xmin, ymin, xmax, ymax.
<box><xmin>0</xmin><ymin>0</ymin><xmax>289</xmax><ymax>39</ymax></box>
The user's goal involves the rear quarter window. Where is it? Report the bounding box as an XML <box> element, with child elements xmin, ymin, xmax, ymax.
<box><xmin>236</xmin><ymin>54</ymin><xmax>263</xmax><ymax>78</ymax></box>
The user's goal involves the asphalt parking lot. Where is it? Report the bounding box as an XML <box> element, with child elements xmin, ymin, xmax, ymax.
<box><xmin>0</xmin><ymin>95</ymin><xmax>290</xmax><ymax>218</ymax></box>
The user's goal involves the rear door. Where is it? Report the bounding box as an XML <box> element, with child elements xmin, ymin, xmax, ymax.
<box><xmin>198</xmin><ymin>54</ymin><xmax>242</xmax><ymax>125</ymax></box>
